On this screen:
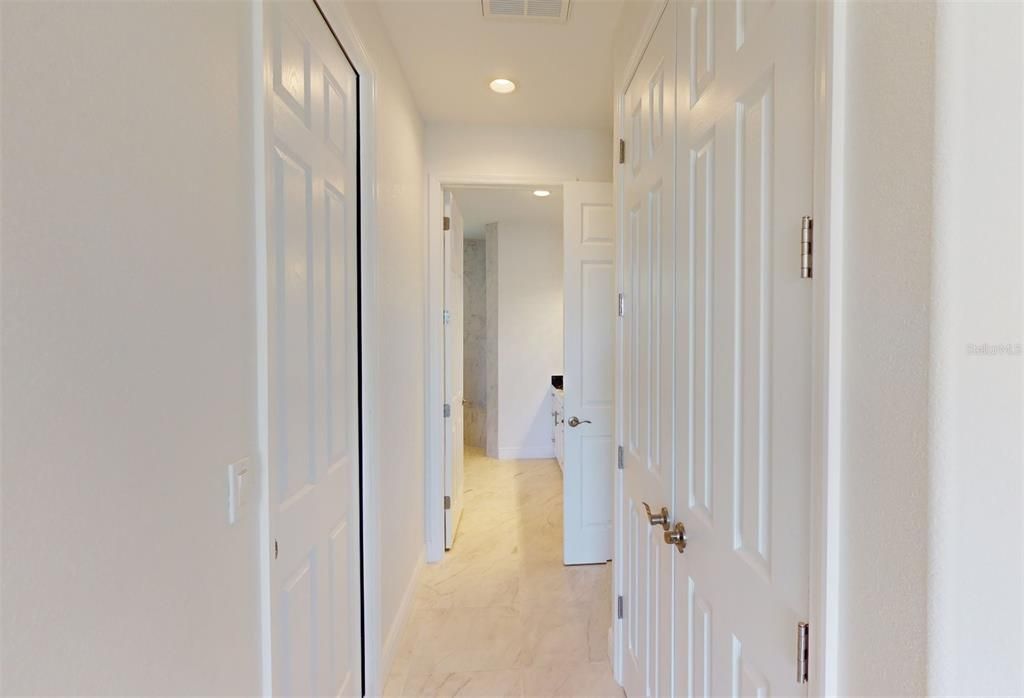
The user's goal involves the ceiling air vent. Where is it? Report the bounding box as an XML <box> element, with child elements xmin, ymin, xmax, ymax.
<box><xmin>482</xmin><ymin>0</ymin><xmax>570</xmax><ymax>22</ymax></box>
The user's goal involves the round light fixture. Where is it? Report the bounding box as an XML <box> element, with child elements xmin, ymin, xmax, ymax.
<box><xmin>533</xmin><ymin>189</ymin><xmax>551</xmax><ymax>198</ymax></box>
<box><xmin>489</xmin><ymin>78</ymin><xmax>517</xmax><ymax>94</ymax></box>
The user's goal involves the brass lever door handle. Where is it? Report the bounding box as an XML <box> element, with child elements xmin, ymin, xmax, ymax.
<box><xmin>567</xmin><ymin>416</ymin><xmax>591</xmax><ymax>428</ymax></box>
<box><xmin>664</xmin><ymin>521</ymin><xmax>687</xmax><ymax>553</ymax></box>
<box><xmin>642</xmin><ymin>502</ymin><xmax>670</xmax><ymax>531</ymax></box>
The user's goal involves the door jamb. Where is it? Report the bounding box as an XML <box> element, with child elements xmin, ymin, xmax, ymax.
<box><xmin>609</xmin><ymin>1</ymin><xmax>844</xmax><ymax>692</ymax></box>
<box><xmin>425</xmin><ymin>173</ymin><xmax>568</xmax><ymax>564</ymax></box>
<box><xmin>808</xmin><ymin>2</ymin><xmax>845</xmax><ymax>693</ymax></box>
<box><xmin>254</xmin><ymin>1</ymin><xmax>384</xmax><ymax>695</ymax></box>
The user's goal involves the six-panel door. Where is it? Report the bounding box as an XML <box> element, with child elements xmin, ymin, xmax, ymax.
<box><xmin>621</xmin><ymin>6</ymin><xmax>679</xmax><ymax>696</ymax></box>
<box><xmin>265</xmin><ymin>2</ymin><xmax>361</xmax><ymax>696</ymax></box>
<box><xmin>620</xmin><ymin>1</ymin><xmax>815</xmax><ymax>696</ymax></box>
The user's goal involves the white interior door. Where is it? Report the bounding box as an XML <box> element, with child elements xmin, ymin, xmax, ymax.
<box><xmin>672</xmin><ymin>1</ymin><xmax>815</xmax><ymax>695</ymax></box>
<box><xmin>444</xmin><ymin>192</ymin><xmax>466</xmax><ymax>550</ymax></box>
<box><xmin>620</xmin><ymin>5</ymin><xmax>678</xmax><ymax>696</ymax></box>
<box><xmin>563</xmin><ymin>182</ymin><xmax>615</xmax><ymax>565</ymax></box>
<box><xmin>263</xmin><ymin>2</ymin><xmax>361</xmax><ymax>695</ymax></box>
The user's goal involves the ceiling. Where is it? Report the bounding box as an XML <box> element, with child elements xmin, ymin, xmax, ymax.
<box><xmin>374</xmin><ymin>0</ymin><xmax>624</xmax><ymax>129</ymax></box>
<box><xmin>450</xmin><ymin>185</ymin><xmax>563</xmax><ymax>239</ymax></box>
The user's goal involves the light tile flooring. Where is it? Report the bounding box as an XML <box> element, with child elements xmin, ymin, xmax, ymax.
<box><xmin>384</xmin><ymin>448</ymin><xmax>623</xmax><ymax>697</ymax></box>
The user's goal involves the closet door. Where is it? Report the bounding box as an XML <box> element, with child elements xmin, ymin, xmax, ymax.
<box><xmin>671</xmin><ymin>1</ymin><xmax>816</xmax><ymax>695</ymax></box>
<box><xmin>620</xmin><ymin>4</ymin><xmax>678</xmax><ymax>696</ymax></box>
<box><xmin>263</xmin><ymin>2</ymin><xmax>361</xmax><ymax>695</ymax></box>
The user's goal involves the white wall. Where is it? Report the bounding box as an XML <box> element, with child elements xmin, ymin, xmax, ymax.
<box><xmin>837</xmin><ymin>3</ymin><xmax>935</xmax><ymax>693</ymax></box>
<box><xmin>322</xmin><ymin>0</ymin><xmax>428</xmax><ymax>679</ymax></box>
<box><xmin>1</xmin><ymin>1</ymin><xmax>429</xmax><ymax>693</ymax></box>
<box><xmin>928</xmin><ymin>2</ymin><xmax>1023</xmax><ymax>694</ymax></box>
<box><xmin>495</xmin><ymin>221</ymin><xmax>564</xmax><ymax>460</ymax></box>
<box><xmin>486</xmin><ymin>222</ymin><xmax>501</xmax><ymax>457</ymax></box>
<box><xmin>838</xmin><ymin>2</ymin><xmax>1024</xmax><ymax>694</ymax></box>
<box><xmin>1</xmin><ymin>3</ymin><xmax>261</xmax><ymax>693</ymax></box>
<box><xmin>427</xmin><ymin>124</ymin><xmax>612</xmax><ymax>182</ymax></box>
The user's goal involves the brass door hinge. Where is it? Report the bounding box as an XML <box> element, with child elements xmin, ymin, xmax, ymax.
<box><xmin>443</xmin><ymin>216</ymin><xmax>451</xmax><ymax>231</ymax></box>
<box><xmin>618</xmin><ymin>139</ymin><xmax>626</xmax><ymax>165</ymax></box>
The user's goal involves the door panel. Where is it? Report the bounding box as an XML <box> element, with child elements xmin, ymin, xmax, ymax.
<box><xmin>620</xmin><ymin>5</ymin><xmax>678</xmax><ymax>696</ymax></box>
<box><xmin>265</xmin><ymin>2</ymin><xmax>360</xmax><ymax>696</ymax></box>
<box><xmin>672</xmin><ymin>1</ymin><xmax>815</xmax><ymax>696</ymax></box>
<box><xmin>564</xmin><ymin>182</ymin><xmax>615</xmax><ymax>564</ymax></box>
<box><xmin>444</xmin><ymin>192</ymin><xmax>466</xmax><ymax>550</ymax></box>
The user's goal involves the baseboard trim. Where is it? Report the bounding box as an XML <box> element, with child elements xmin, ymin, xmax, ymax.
<box><xmin>497</xmin><ymin>445</ymin><xmax>556</xmax><ymax>460</ymax></box>
<box><xmin>378</xmin><ymin>552</ymin><xmax>423</xmax><ymax>687</ymax></box>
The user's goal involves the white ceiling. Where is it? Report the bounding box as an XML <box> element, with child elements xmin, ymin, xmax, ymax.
<box><xmin>373</xmin><ymin>0</ymin><xmax>624</xmax><ymax>129</ymax></box>
<box><xmin>450</xmin><ymin>185</ymin><xmax>563</xmax><ymax>239</ymax></box>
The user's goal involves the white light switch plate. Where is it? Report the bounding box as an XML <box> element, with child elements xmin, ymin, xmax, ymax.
<box><xmin>227</xmin><ymin>458</ymin><xmax>251</xmax><ymax>525</ymax></box>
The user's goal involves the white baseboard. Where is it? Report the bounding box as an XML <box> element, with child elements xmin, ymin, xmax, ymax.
<box><xmin>497</xmin><ymin>445</ymin><xmax>556</xmax><ymax>460</ymax></box>
<box><xmin>378</xmin><ymin>552</ymin><xmax>423</xmax><ymax>687</ymax></box>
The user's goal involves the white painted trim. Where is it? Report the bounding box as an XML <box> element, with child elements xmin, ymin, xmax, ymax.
<box><xmin>809</xmin><ymin>1</ymin><xmax>845</xmax><ymax>693</ymax></box>
<box><xmin>425</xmin><ymin>172</ymin><xmax>573</xmax><ymax>564</ymax></box>
<box><xmin>379</xmin><ymin>553</ymin><xmax>424</xmax><ymax>683</ymax></box>
<box><xmin>255</xmin><ymin>1</ymin><xmax>386</xmax><ymax>694</ymax></box>
<box><xmin>252</xmin><ymin>3</ymin><xmax>272</xmax><ymax>694</ymax></box>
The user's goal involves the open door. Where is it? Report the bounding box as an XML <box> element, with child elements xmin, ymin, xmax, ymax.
<box><xmin>443</xmin><ymin>192</ymin><xmax>466</xmax><ymax>550</ymax></box>
<box><xmin>562</xmin><ymin>182</ymin><xmax>615</xmax><ymax>565</ymax></box>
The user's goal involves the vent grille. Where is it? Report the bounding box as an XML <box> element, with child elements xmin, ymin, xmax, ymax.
<box><xmin>482</xmin><ymin>0</ymin><xmax>570</xmax><ymax>22</ymax></box>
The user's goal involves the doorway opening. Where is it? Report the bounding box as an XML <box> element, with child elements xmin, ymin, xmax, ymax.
<box><xmin>429</xmin><ymin>180</ymin><xmax>617</xmax><ymax>567</ymax></box>
<box><xmin>442</xmin><ymin>184</ymin><xmax>566</xmax><ymax>551</ymax></box>
<box><xmin>390</xmin><ymin>180</ymin><xmax>620</xmax><ymax>695</ymax></box>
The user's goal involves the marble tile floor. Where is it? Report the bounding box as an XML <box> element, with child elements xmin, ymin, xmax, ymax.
<box><xmin>384</xmin><ymin>448</ymin><xmax>623</xmax><ymax>698</ymax></box>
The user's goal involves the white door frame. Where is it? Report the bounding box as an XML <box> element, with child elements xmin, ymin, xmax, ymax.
<box><xmin>425</xmin><ymin>173</ymin><xmax>566</xmax><ymax>563</ymax></box>
<box><xmin>609</xmin><ymin>1</ymin><xmax>845</xmax><ymax>692</ymax></box>
<box><xmin>253</xmin><ymin>1</ymin><xmax>385</xmax><ymax>695</ymax></box>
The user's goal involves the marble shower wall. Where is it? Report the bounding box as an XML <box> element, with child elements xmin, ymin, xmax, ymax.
<box><xmin>463</xmin><ymin>239</ymin><xmax>487</xmax><ymax>448</ymax></box>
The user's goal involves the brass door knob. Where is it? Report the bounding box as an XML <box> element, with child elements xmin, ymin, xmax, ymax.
<box><xmin>664</xmin><ymin>521</ymin><xmax>687</xmax><ymax>553</ymax></box>
<box><xmin>642</xmin><ymin>502</ymin><xmax>670</xmax><ymax>531</ymax></box>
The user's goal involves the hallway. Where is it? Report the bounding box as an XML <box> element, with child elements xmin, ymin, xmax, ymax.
<box><xmin>384</xmin><ymin>449</ymin><xmax>621</xmax><ymax>697</ymax></box>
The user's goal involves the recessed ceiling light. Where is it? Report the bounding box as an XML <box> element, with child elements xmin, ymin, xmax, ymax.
<box><xmin>489</xmin><ymin>78</ymin><xmax>516</xmax><ymax>94</ymax></box>
<box><xmin>533</xmin><ymin>189</ymin><xmax>551</xmax><ymax>197</ymax></box>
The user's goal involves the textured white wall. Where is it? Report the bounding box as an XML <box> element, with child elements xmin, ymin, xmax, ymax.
<box><xmin>495</xmin><ymin>221</ymin><xmax>564</xmax><ymax>459</ymax></box>
<box><xmin>1</xmin><ymin>3</ymin><xmax>261</xmax><ymax>693</ymax></box>
<box><xmin>838</xmin><ymin>3</ymin><xmax>936</xmax><ymax>694</ymax></box>
<box><xmin>426</xmin><ymin>124</ymin><xmax>611</xmax><ymax>182</ymax></box>
<box><xmin>928</xmin><ymin>2</ymin><xmax>1023</xmax><ymax>694</ymax></box>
